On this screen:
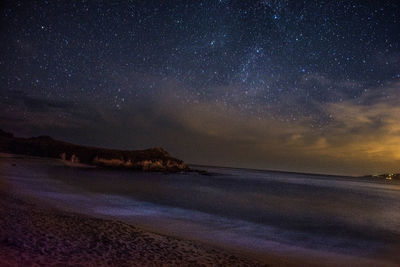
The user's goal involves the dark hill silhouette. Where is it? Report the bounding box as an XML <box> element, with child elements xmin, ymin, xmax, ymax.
<box><xmin>0</xmin><ymin>129</ymin><xmax>188</xmax><ymax>172</ymax></box>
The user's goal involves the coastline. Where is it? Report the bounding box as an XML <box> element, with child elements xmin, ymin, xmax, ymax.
<box><xmin>0</xmin><ymin>129</ymin><xmax>189</xmax><ymax>173</ymax></box>
<box><xmin>1</xmin><ymin>154</ymin><xmax>398</xmax><ymax>266</ymax></box>
<box><xmin>0</xmin><ymin>175</ymin><xmax>267</xmax><ymax>266</ymax></box>
<box><xmin>0</xmin><ymin>155</ymin><xmax>311</xmax><ymax>266</ymax></box>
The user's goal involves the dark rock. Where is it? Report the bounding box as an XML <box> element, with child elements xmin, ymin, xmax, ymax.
<box><xmin>0</xmin><ymin>129</ymin><xmax>14</xmax><ymax>138</ymax></box>
<box><xmin>0</xmin><ymin>129</ymin><xmax>189</xmax><ymax>172</ymax></box>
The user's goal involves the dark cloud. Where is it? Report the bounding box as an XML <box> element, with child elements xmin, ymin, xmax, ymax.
<box><xmin>0</xmin><ymin>89</ymin><xmax>74</xmax><ymax>112</ymax></box>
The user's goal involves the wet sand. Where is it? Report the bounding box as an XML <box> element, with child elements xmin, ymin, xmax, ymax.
<box><xmin>0</xmin><ymin>177</ymin><xmax>270</xmax><ymax>266</ymax></box>
<box><xmin>1</xmin><ymin>155</ymin><xmax>398</xmax><ymax>266</ymax></box>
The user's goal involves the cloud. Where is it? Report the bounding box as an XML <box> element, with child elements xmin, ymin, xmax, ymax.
<box><xmin>0</xmin><ymin>89</ymin><xmax>75</xmax><ymax>112</ymax></box>
<box><xmin>321</xmin><ymin>82</ymin><xmax>400</xmax><ymax>163</ymax></box>
<box><xmin>2</xmin><ymin>72</ymin><xmax>399</xmax><ymax>175</ymax></box>
<box><xmin>90</xmin><ymin>75</ymin><xmax>400</xmax><ymax>175</ymax></box>
<box><xmin>145</xmin><ymin>79</ymin><xmax>400</xmax><ymax>175</ymax></box>
<box><xmin>0</xmin><ymin>89</ymin><xmax>108</xmax><ymax>140</ymax></box>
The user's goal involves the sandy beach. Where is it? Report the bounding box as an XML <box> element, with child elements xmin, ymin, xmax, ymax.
<box><xmin>0</xmin><ymin>176</ymin><xmax>269</xmax><ymax>266</ymax></box>
<box><xmin>1</xmin><ymin>155</ymin><xmax>399</xmax><ymax>267</ymax></box>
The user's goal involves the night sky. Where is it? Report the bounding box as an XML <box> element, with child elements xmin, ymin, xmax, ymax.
<box><xmin>1</xmin><ymin>1</ymin><xmax>399</xmax><ymax>175</ymax></box>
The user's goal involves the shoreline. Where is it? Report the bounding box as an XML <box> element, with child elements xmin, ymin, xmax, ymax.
<box><xmin>1</xmin><ymin>154</ymin><xmax>398</xmax><ymax>266</ymax></box>
<box><xmin>0</xmin><ymin>155</ymin><xmax>315</xmax><ymax>266</ymax></box>
<box><xmin>0</xmin><ymin>175</ymin><xmax>268</xmax><ymax>266</ymax></box>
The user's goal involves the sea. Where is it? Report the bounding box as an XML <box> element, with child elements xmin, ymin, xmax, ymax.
<box><xmin>2</xmin><ymin>155</ymin><xmax>400</xmax><ymax>264</ymax></box>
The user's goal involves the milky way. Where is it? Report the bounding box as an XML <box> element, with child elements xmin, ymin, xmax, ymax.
<box><xmin>1</xmin><ymin>1</ymin><xmax>399</xmax><ymax>175</ymax></box>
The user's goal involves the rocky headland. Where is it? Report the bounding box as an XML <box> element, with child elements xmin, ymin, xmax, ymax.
<box><xmin>0</xmin><ymin>129</ymin><xmax>188</xmax><ymax>172</ymax></box>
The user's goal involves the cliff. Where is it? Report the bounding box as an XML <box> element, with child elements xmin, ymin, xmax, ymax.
<box><xmin>0</xmin><ymin>129</ymin><xmax>188</xmax><ymax>172</ymax></box>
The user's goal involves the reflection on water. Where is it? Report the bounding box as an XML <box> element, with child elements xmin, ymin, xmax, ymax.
<box><xmin>2</xmin><ymin>157</ymin><xmax>400</xmax><ymax>259</ymax></box>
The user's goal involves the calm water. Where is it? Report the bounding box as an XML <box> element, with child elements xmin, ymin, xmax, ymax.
<box><xmin>2</xmin><ymin>156</ymin><xmax>400</xmax><ymax>261</ymax></box>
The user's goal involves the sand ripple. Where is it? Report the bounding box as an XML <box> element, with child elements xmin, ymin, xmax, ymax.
<box><xmin>0</xmin><ymin>183</ymin><xmax>266</xmax><ymax>266</ymax></box>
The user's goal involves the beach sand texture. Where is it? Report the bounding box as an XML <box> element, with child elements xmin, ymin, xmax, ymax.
<box><xmin>0</xmin><ymin>177</ymin><xmax>266</xmax><ymax>266</ymax></box>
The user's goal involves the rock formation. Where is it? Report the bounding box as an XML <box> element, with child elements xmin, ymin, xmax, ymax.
<box><xmin>0</xmin><ymin>129</ymin><xmax>188</xmax><ymax>172</ymax></box>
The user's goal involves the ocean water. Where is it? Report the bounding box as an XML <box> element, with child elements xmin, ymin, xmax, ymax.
<box><xmin>2</xmin><ymin>156</ymin><xmax>400</xmax><ymax>263</ymax></box>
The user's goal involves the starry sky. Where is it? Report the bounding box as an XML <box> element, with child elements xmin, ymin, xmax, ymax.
<box><xmin>1</xmin><ymin>0</ymin><xmax>399</xmax><ymax>175</ymax></box>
